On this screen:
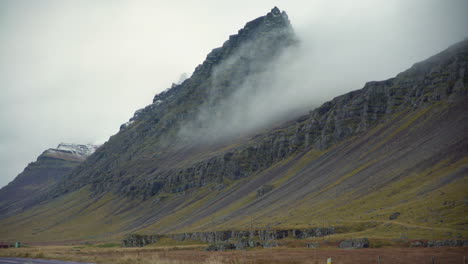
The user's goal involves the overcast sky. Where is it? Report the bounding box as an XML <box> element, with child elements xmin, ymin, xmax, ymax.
<box><xmin>1</xmin><ymin>0</ymin><xmax>467</xmax><ymax>188</ymax></box>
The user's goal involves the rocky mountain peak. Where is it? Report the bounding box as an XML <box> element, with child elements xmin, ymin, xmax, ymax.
<box><xmin>198</xmin><ymin>6</ymin><xmax>293</xmax><ymax>70</ymax></box>
<box><xmin>267</xmin><ymin>6</ymin><xmax>289</xmax><ymax>21</ymax></box>
<box><xmin>270</xmin><ymin>6</ymin><xmax>281</xmax><ymax>15</ymax></box>
<box><xmin>150</xmin><ymin>7</ymin><xmax>295</xmax><ymax>106</ymax></box>
<box><xmin>119</xmin><ymin>8</ymin><xmax>296</xmax><ymax>134</ymax></box>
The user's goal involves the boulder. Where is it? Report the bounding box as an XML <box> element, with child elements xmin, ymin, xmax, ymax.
<box><xmin>307</xmin><ymin>242</ymin><xmax>320</xmax><ymax>248</ymax></box>
<box><xmin>389</xmin><ymin>212</ymin><xmax>400</xmax><ymax>220</ymax></box>
<box><xmin>256</xmin><ymin>185</ymin><xmax>274</xmax><ymax>198</ymax></box>
<box><xmin>205</xmin><ymin>243</ymin><xmax>235</xmax><ymax>251</ymax></box>
<box><xmin>410</xmin><ymin>240</ymin><xmax>427</xmax><ymax>247</ymax></box>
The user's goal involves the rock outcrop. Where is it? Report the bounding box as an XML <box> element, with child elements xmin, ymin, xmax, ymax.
<box><xmin>256</xmin><ymin>185</ymin><xmax>274</xmax><ymax>198</ymax></box>
<box><xmin>169</xmin><ymin>231</ymin><xmax>232</xmax><ymax>244</ymax></box>
<box><xmin>124</xmin><ymin>227</ymin><xmax>337</xmax><ymax>248</ymax></box>
<box><xmin>427</xmin><ymin>240</ymin><xmax>467</xmax><ymax>247</ymax></box>
<box><xmin>338</xmin><ymin>238</ymin><xmax>370</xmax><ymax>249</ymax></box>
<box><xmin>410</xmin><ymin>240</ymin><xmax>427</xmax><ymax>247</ymax></box>
<box><xmin>122</xmin><ymin>234</ymin><xmax>161</xmax><ymax>247</ymax></box>
<box><xmin>205</xmin><ymin>243</ymin><xmax>236</xmax><ymax>251</ymax></box>
<box><xmin>389</xmin><ymin>212</ymin><xmax>401</xmax><ymax>220</ymax></box>
<box><xmin>307</xmin><ymin>242</ymin><xmax>320</xmax><ymax>248</ymax></box>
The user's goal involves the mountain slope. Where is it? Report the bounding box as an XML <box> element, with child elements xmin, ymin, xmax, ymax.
<box><xmin>0</xmin><ymin>8</ymin><xmax>466</xmax><ymax>243</ymax></box>
<box><xmin>0</xmin><ymin>144</ymin><xmax>99</xmax><ymax>217</ymax></box>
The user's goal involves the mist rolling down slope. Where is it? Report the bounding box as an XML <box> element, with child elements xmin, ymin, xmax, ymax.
<box><xmin>0</xmin><ymin>7</ymin><xmax>467</xmax><ymax>243</ymax></box>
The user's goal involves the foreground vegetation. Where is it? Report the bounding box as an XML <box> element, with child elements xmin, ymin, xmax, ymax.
<box><xmin>0</xmin><ymin>243</ymin><xmax>466</xmax><ymax>264</ymax></box>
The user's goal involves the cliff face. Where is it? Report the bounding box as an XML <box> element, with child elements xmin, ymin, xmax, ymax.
<box><xmin>0</xmin><ymin>143</ymin><xmax>99</xmax><ymax>217</ymax></box>
<box><xmin>59</xmin><ymin>37</ymin><xmax>468</xmax><ymax>200</ymax></box>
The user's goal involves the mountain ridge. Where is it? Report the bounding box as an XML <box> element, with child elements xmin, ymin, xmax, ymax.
<box><xmin>62</xmin><ymin>36</ymin><xmax>467</xmax><ymax>200</ymax></box>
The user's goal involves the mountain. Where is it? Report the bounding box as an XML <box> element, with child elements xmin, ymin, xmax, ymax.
<box><xmin>0</xmin><ymin>7</ymin><xmax>466</xmax><ymax>243</ymax></box>
<box><xmin>0</xmin><ymin>143</ymin><xmax>100</xmax><ymax>217</ymax></box>
<box><xmin>53</xmin><ymin>6</ymin><xmax>297</xmax><ymax>199</ymax></box>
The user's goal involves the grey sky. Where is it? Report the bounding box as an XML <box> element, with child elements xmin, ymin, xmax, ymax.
<box><xmin>1</xmin><ymin>0</ymin><xmax>467</xmax><ymax>188</ymax></box>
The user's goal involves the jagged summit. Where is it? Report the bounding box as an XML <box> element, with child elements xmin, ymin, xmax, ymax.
<box><xmin>119</xmin><ymin>8</ymin><xmax>296</xmax><ymax>133</ymax></box>
<box><xmin>189</xmin><ymin>6</ymin><xmax>293</xmax><ymax>75</ymax></box>
<box><xmin>271</xmin><ymin>6</ymin><xmax>281</xmax><ymax>14</ymax></box>
<box><xmin>197</xmin><ymin>6</ymin><xmax>291</xmax><ymax>68</ymax></box>
<box><xmin>149</xmin><ymin>6</ymin><xmax>295</xmax><ymax>105</ymax></box>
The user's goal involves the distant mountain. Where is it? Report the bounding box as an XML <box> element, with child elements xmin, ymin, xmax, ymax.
<box><xmin>0</xmin><ymin>143</ymin><xmax>99</xmax><ymax>217</ymax></box>
<box><xmin>0</xmin><ymin>8</ymin><xmax>466</xmax><ymax>243</ymax></box>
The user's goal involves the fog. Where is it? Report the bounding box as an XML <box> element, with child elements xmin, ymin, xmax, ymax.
<box><xmin>1</xmin><ymin>0</ymin><xmax>467</xmax><ymax>187</ymax></box>
<box><xmin>180</xmin><ymin>1</ymin><xmax>468</xmax><ymax>142</ymax></box>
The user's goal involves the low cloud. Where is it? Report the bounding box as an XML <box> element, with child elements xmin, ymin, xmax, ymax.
<box><xmin>178</xmin><ymin>1</ymin><xmax>468</xmax><ymax>144</ymax></box>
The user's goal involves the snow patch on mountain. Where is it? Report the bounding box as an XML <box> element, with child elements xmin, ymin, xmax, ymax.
<box><xmin>44</xmin><ymin>143</ymin><xmax>100</xmax><ymax>161</ymax></box>
<box><xmin>56</xmin><ymin>143</ymin><xmax>100</xmax><ymax>156</ymax></box>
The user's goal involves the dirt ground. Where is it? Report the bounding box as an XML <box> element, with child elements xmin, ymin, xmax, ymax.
<box><xmin>145</xmin><ymin>247</ymin><xmax>467</xmax><ymax>264</ymax></box>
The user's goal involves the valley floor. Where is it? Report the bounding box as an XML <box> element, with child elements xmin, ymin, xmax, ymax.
<box><xmin>0</xmin><ymin>244</ymin><xmax>466</xmax><ymax>264</ymax></box>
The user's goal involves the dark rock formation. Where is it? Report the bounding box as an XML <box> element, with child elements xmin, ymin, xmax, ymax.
<box><xmin>427</xmin><ymin>240</ymin><xmax>466</xmax><ymax>247</ymax></box>
<box><xmin>205</xmin><ymin>243</ymin><xmax>236</xmax><ymax>251</ymax></box>
<box><xmin>168</xmin><ymin>231</ymin><xmax>232</xmax><ymax>244</ymax></box>
<box><xmin>307</xmin><ymin>242</ymin><xmax>320</xmax><ymax>248</ymax></box>
<box><xmin>256</xmin><ymin>185</ymin><xmax>274</xmax><ymax>198</ymax></box>
<box><xmin>291</xmin><ymin>228</ymin><xmax>336</xmax><ymax>239</ymax></box>
<box><xmin>234</xmin><ymin>238</ymin><xmax>260</xmax><ymax>250</ymax></box>
<box><xmin>122</xmin><ymin>234</ymin><xmax>160</xmax><ymax>247</ymax></box>
<box><xmin>339</xmin><ymin>238</ymin><xmax>370</xmax><ymax>248</ymax></box>
<box><xmin>389</xmin><ymin>212</ymin><xmax>401</xmax><ymax>220</ymax></box>
<box><xmin>123</xmin><ymin>227</ymin><xmax>337</xmax><ymax>248</ymax></box>
<box><xmin>410</xmin><ymin>240</ymin><xmax>427</xmax><ymax>247</ymax></box>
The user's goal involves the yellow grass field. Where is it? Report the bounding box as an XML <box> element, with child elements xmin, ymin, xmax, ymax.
<box><xmin>0</xmin><ymin>244</ymin><xmax>467</xmax><ymax>264</ymax></box>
